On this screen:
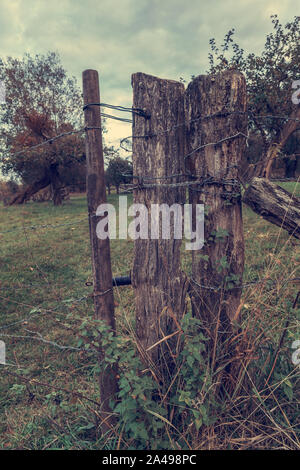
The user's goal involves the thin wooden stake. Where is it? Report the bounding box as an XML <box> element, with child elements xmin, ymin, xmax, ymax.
<box><xmin>82</xmin><ymin>69</ymin><xmax>118</xmax><ymax>432</ymax></box>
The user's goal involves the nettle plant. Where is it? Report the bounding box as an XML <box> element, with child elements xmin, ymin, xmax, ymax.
<box><xmin>74</xmin><ymin>311</ymin><xmax>219</xmax><ymax>449</ymax></box>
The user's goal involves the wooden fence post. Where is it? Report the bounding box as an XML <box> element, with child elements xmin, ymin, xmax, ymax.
<box><xmin>131</xmin><ymin>73</ymin><xmax>188</xmax><ymax>372</ymax></box>
<box><xmin>82</xmin><ymin>69</ymin><xmax>118</xmax><ymax>432</ymax></box>
<box><xmin>185</xmin><ymin>70</ymin><xmax>247</xmax><ymax>378</ymax></box>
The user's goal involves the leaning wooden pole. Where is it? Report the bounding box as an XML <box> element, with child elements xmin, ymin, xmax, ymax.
<box><xmin>82</xmin><ymin>69</ymin><xmax>118</xmax><ymax>432</ymax></box>
<box><xmin>185</xmin><ymin>71</ymin><xmax>247</xmax><ymax>379</ymax></box>
<box><xmin>243</xmin><ymin>177</ymin><xmax>300</xmax><ymax>239</ymax></box>
<box><xmin>131</xmin><ymin>73</ymin><xmax>188</xmax><ymax>373</ymax></box>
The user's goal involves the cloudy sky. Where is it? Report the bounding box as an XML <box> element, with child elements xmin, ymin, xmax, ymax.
<box><xmin>0</xmin><ymin>0</ymin><xmax>297</xmax><ymax>146</ymax></box>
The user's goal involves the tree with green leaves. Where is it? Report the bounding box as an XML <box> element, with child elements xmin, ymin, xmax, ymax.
<box><xmin>208</xmin><ymin>15</ymin><xmax>300</xmax><ymax>180</ymax></box>
<box><xmin>105</xmin><ymin>156</ymin><xmax>133</xmax><ymax>194</ymax></box>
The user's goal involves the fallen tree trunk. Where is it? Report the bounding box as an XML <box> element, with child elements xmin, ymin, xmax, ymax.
<box><xmin>243</xmin><ymin>177</ymin><xmax>300</xmax><ymax>239</ymax></box>
<box><xmin>9</xmin><ymin>174</ymin><xmax>50</xmax><ymax>205</ymax></box>
<box><xmin>49</xmin><ymin>164</ymin><xmax>64</xmax><ymax>206</ymax></box>
<box><xmin>8</xmin><ymin>164</ymin><xmax>66</xmax><ymax>206</ymax></box>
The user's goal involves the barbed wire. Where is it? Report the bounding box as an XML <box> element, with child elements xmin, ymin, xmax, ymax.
<box><xmin>1</xmin><ymin>106</ymin><xmax>299</xmax><ymax>163</ymax></box>
<box><xmin>122</xmin><ymin>131</ymin><xmax>246</xmax><ymax>189</ymax></box>
<box><xmin>1</xmin><ymin>128</ymin><xmax>86</xmax><ymax>160</ymax></box>
<box><xmin>0</xmin><ymin>215</ymin><xmax>89</xmax><ymax>234</ymax></box>
<box><xmin>0</xmin><ymin>285</ymin><xmax>97</xmax><ymax>333</ymax></box>
<box><xmin>101</xmin><ymin>113</ymin><xmax>132</xmax><ymax>123</ymax></box>
<box><xmin>0</xmin><ymin>125</ymin><xmax>110</xmax><ymax>162</ymax></box>
<box><xmin>0</xmin><ymin>272</ymin><xmax>132</xmax><ymax>333</ymax></box>
<box><xmin>184</xmin><ymin>132</ymin><xmax>248</xmax><ymax>166</ymax></box>
<box><xmin>120</xmin><ymin>177</ymin><xmax>241</xmax><ymax>192</ymax></box>
<box><xmin>189</xmin><ymin>276</ymin><xmax>300</xmax><ymax>292</ymax></box>
<box><xmin>0</xmin><ymin>303</ymin><xmax>59</xmax><ymax>331</ymax></box>
<box><xmin>2</xmin><ymin>369</ymin><xmax>102</xmax><ymax>408</ymax></box>
<box><xmin>0</xmin><ymin>285</ymin><xmax>117</xmax><ymax>353</ymax></box>
<box><xmin>0</xmin><ymin>265</ymin><xmax>130</xmax><ymax>293</ymax></box>
<box><xmin>1</xmin><ymin>274</ymin><xmax>299</xmax><ymax>335</ymax></box>
<box><xmin>119</xmin><ymin>110</ymin><xmax>248</xmax><ymax>152</ymax></box>
<box><xmin>119</xmin><ymin>110</ymin><xmax>300</xmax><ymax>152</ymax></box>
<box><xmin>247</xmin><ymin>111</ymin><xmax>300</xmax><ymax>123</ymax></box>
<box><xmin>83</xmin><ymin>102</ymin><xmax>150</xmax><ymax>120</ymax></box>
<box><xmin>0</xmin><ymin>289</ymin><xmax>100</xmax><ymax>333</ymax></box>
<box><xmin>118</xmin><ymin>159</ymin><xmax>242</xmax><ymax>193</ymax></box>
<box><xmin>0</xmin><ymin>331</ymin><xmax>83</xmax><ymax>351</ymax></box>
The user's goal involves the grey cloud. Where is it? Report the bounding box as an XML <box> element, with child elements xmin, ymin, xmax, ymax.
<box><xmin>0</xmin><ymin>0</ymin><xmax>296</xmax><ymax>144</ymax></box>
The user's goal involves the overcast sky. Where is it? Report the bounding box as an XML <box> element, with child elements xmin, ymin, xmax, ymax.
<box><xmin>0</xmin><ymin>0</ymin><xmax>297</xmax><ymax>147</ymax></box>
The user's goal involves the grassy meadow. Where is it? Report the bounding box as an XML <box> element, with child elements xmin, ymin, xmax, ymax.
<box><xmin>0</xmin><ymin>182</ymin><xmax>299</xmax><ymax>450</ymax></box>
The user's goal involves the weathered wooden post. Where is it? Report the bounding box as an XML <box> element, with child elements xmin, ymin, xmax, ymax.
<box><xmin>185</xmin><ymin>70</ymin><xmax>247</xmax><ymax>377</ymax></box>
<box><xmin>82</xmin><ymin>69</ymin><xmax>118</xmax><ymax>432</ymax></box>
<box><xmin>131</xmin><ymin>73</ymin><xmax>188</xmax><ymax>371</ymax></box>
